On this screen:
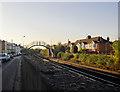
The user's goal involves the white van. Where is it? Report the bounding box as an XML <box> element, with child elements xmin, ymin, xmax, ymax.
<box><xmin>0</xmin><ymin>53</ymin><xmax>10</xmax><ymax>62</ymax></box>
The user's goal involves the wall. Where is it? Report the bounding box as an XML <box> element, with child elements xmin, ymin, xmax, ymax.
<box><xmin>21</xmin><ymin>56</ymin><xmax>51</xmax><ymax>90</ymax></box>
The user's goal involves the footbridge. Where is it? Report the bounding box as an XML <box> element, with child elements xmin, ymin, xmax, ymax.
<box><xmin>25</xmin><ymin>41</ymin><xmax>54</xmax><ymax>57</ymax></box>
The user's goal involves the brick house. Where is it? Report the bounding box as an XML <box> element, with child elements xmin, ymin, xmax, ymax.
<box><xmin>2</xmin><ymin>40</ymin><xmax>7</xmax><ymax>53</ymax></box>
<box><xmin>67</xmin><ymin>35</ymin><xmax>113</xmax><ymax>54</ymax></box>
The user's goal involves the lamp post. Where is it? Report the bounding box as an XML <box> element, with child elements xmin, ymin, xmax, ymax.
<box><xmin>23</xmin><ymin>36</ymin><xmax>25</xmax><ymax>47</ymax></box>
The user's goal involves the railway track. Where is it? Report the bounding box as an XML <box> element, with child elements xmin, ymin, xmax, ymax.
<box><xmin>33</xmin><ymin>54</ymin><xmax>120</xmax><ymax>88</ymax></box>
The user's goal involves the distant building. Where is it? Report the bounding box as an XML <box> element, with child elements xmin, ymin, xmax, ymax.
<box><xmin>0</xmin><ymin>39</ymin><xmax>23</xmax><ymax>54</ymax></box>
<box><xmin>2</xmin><ymin>40</ymin><xmax>7</xmax><ymax>53</ymax></box>
<box><xmin>15</xmin><ymin>44</ymin><xmax>22</xmax><ymax>55</ymax></box>
<box><xmin>0</xmin><ymin>40</ymin><xmax>2</xmax><ymax>53</ymax></box>
<box><xmin>67</xmin><ymin>35</ymin><xmax>113</xmax><ymax>54</ymax></box>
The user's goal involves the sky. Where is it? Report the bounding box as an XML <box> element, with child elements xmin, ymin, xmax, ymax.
<box><xmin>0</xmin><ymin>2</ymin><xmax>118</xmax><ymax>46</ymax></box>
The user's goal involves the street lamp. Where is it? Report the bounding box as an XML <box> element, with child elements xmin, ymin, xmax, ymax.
<box><xmin>23</xmin><ymin>36</ymin><xmax>25</xmax><ymax>47</ymax></box>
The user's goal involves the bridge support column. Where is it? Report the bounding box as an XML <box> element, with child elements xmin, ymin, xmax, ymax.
<box><xmin>48</xmin><ymin>49</ymin><xmax>51</xmax><ymax>56</ymax></box>
<box><xmin>48</xmin><ymin>48</ymin><xmax>54</xmax><ymax>57</ymax></box>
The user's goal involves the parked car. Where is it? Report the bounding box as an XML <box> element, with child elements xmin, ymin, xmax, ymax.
<box><xmin>17</xmin><ymin>52</ymin><xmax>22</xmax><ymax>56</ymax></box>
<box><xmin>0</xmin><ymin>53</ymin><xmax>10</xmax><ymax>62</ymax></box>
<box><xmin>8</xmin><ymin>53</ymin><xmax>14</xmax><ymax>59</ymax></box>
<box><xmin>0</xmin><ymin>60</ymin><xmax>1</xmax><ymax>67</ymax></box>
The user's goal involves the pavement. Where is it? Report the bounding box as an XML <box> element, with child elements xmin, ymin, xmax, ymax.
<box><xmin>0</xmin><ymin>64</ymin><xmax>2</xmax><ymax>92</ymax></box>
<box><xmin>2</xmin><ymin>56</ymin><xmax>21</xmax><ymax>91</ymax></box>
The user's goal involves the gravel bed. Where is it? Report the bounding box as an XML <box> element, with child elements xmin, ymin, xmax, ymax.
<box><xmin>24</xmin><ymin>55</ymin><xmax>120</xmax><ymax>91</ymax></box>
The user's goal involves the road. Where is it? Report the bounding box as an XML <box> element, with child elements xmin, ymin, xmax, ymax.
<box><xmin>2</xmin><ymin>56</ymin><xmax>21</xmax><ymax>91</ymax></box>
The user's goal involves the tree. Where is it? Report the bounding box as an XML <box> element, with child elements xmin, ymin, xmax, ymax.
<box><xmin>57</xmin><ymin>52</ymin><xmax>64</xmax><ymax>58</ymax></box>
<box><xmin>112</xmin><ymin>40</ymin><xmax>120</xmax><ymax>58</ymax></box>
<box><xmin>112</xmin><ymin>40</ymin><xmax>120</xmax><ymax>70</ymax></box>
<box><xmin>80</xmin><ymin>48</ymin><xmax>88</xmax><ymax>54</ymax></box>
<box><xmin>40</xmin><ymin>49</ymin><xmax>48</xmax><ymax>56</ymax></box>
<box><xmin>54</xmin><ymin>43</ymin><xmax>65</xmax><ymax>57</ymax></box>
<box><xmin>72</xmin><ymin>45</ymin><xmax>78</xmax><ymax>53</ymax></box>
<box><xmin>65</xmin><ymin>47</ymin><xmax>70</xmax><ymax>53</ymax></box>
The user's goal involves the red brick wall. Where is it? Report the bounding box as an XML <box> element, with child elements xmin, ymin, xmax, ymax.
<box><xmin>97</xmin><ymin>43</ymin><xmax>112</xmax><ymax>54</ymax></box>
<box><xmin>2</xmin><ymin>41</ymin><xmax>5</xmax><ymax>53</ymax></box>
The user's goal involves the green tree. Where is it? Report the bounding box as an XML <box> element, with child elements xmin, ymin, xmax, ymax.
<box><xmin>40</xmin><ymin>49</ymin><xmax>48</xmax><ymax>56</ymax></box>
<box><xmin>65</xmin><ymin>47</ymin><xmax>70</xmax><ymax>53</ymax></box>
<box><xmin>62</xmin><ymin>53</ymin><xmax>74</xmax><ymax>60</ymax></box>
<box><xmin>72</xmin><ymin>45</ymin><xmax>78</xmax><ymax>53</ymax></box>
<box><xmin>54</xmin><ymin>43</ymin><xmax>65</xmax><ymax>57</ymax></box>
<box><xmin>57</xmin><ymin>52</ymin><xmax>64</xmax><ymax>58</ymax></box>
<box><xmin>80</xmin><ymin>48</ymin><xmax>88</xmax><ymax>54</ymax></box>
<box><xmin>112</xmin><ymin>40</ymin><xmax>120</xmax><ymax>70</ymax></box>
<box><xmin>112</xmin><ymin>40</ymin><xmax>120</xmax><ymax>58</ymax></box>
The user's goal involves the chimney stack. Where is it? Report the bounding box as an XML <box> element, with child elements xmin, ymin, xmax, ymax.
<box><xmin>107</xmin><ymin>37</ymin><xmax>109</xmax><ymax>42</ymax></box>
<box><xmin>87</xmin><ymin>35</ymin><xmax>91</xmax><ymax>39</ymax></box>
<box><xmin>68</xmin><ymin>39</ymin><xmax>71</xmax><ymax>43</ymax></box>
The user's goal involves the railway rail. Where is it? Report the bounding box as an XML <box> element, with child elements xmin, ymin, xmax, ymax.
<box><xmin>32</xmin><ymin>54</ymin><xmax>120</xmax><ymax>88</ymax></box>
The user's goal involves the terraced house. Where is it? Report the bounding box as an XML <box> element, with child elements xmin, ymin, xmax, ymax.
<box><xmin>0</xmin><ymin>40</ymin><xmax>23</xmax><ymax>55</ymax></box>
<box><xmin>68</xmin><ymin>35</ymin><xmax>113</xmax><ymax>54</ymax></box>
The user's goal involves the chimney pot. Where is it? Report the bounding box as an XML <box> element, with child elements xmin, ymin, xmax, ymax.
<box><xmin>107</xmin><ymin>37</ymin><xmax>109</xmax><ymax>41</ymax></box>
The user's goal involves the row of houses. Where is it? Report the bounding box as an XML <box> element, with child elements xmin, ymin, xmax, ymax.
<box><xmin>64</xmin><ymin>35</ymin><xmax>113</xmax><ymax>54</ymax></box>
<box><xmin>0</xmin><ymin>39</ymin><xmax>23</xmax><ymax>55</ymax></box>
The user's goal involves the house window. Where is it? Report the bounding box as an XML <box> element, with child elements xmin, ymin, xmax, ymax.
<box><xmin>80</xmin><ymin>45</ymin><xmax>81</xmax><ymax>49</ymax></box>
<box><xmin>96</xmin><ymin>44</ymin><xmax>97</xmax><ymax>48</ymax></box>
<box><xmin>82</xmin><ymin>45</ymin><xmax>85</xmax><ymax>49</ymax></box>
<box><xmin>85</xmin><ymin>44</ymin><xmax>88</xmax><ymax>48</ymax></box>
<box><xmin>89</xmin><ymin>44</ymin><xmax>91</xmax><ymax>48</ymax></box>
<box><xmin>93</xmin><ymin>44</ymin><xmax>96</xmax><ymax>48</ymax></box>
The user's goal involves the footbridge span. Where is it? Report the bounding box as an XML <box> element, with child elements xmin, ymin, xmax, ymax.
<box><xmin>26</xmin><ymin>41</ymin><xmax>54</xmax><ymax>57</ymax></box>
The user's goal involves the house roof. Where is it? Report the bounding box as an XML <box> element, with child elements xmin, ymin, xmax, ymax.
<box><xmin>63</xmin><ymin>43</ymin><xmax>68</xmax><ymax>46</ymax></box>
<box><xmin>75</xmin><ymin>36</ymin><xmax>112</xmax><ymax>44</ymax></box>
<box><xmin>71</xmin><ymin>43</ymin><xmax>75</xmax><ymax>45</ymax></box>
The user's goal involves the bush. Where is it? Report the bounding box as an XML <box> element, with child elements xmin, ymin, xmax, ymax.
<box><xmin>62</xmin><ymin>53</ymin><xmax>74</xmax><ymax>60</ymax></box>
<box><xmin>112</xmin><ymin>40</ymin><xmax>120</xmax><ymax>58</ymax></box>
<box><xmin>72</xmin><ymin>45</ymin><xmax>78</xmax><ymax>53</ymax></box>
<box><xmin>57</xmin><ymin>52</ymin><xmax>120</xmax><ymax>71</ymax></box>
<box><xmin>65</xmin><ymin>47</ymin><xmax>70</xmax><ymax>53</ymax></box>
<box><xmin>71</xmin><ymin>53</ymin><xmax>79</xmax><ymax>62</ymax></box>
<box><xmin>86</xmin><ymin>54</ymin><xmax>98</xmax><ymax>65</ymax></box>
<box><xmin>80</xmin><ymin>49</ymin><xmax>88</xmax><ymax>54</ymax></box>
<box><xmin>77</xmin><ymin>51</ymin><xmax>82</xmax><ymax>53</ymax></box>
<box><xmin>57</xmin><ymin>52</ymin><xmax>64</xmax><ymax>58</ymax></box>
<box><xmin>40</xmin><ymin>49</ymin><xmax>48</xmax><ymax>56</ymax></box>
<box><xmin>74</xmin><ymin>53</ymin><xmax>79</xmax><ymax>59</ymax></box>
<box><xmin>78</xmin><ymin>54</ymin><xmax>88</xmax><ymax>64</ymax></box>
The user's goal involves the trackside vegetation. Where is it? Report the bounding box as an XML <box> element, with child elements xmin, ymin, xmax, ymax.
<box><xmin>40</xmin><ymin>41</ymin><xmax>120</xmax><ymax>72</ymax></box>
<box><xmin>40</xmin><ymin>49</ymin><xmax>48</xmax><ymax>56</ymax></box>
